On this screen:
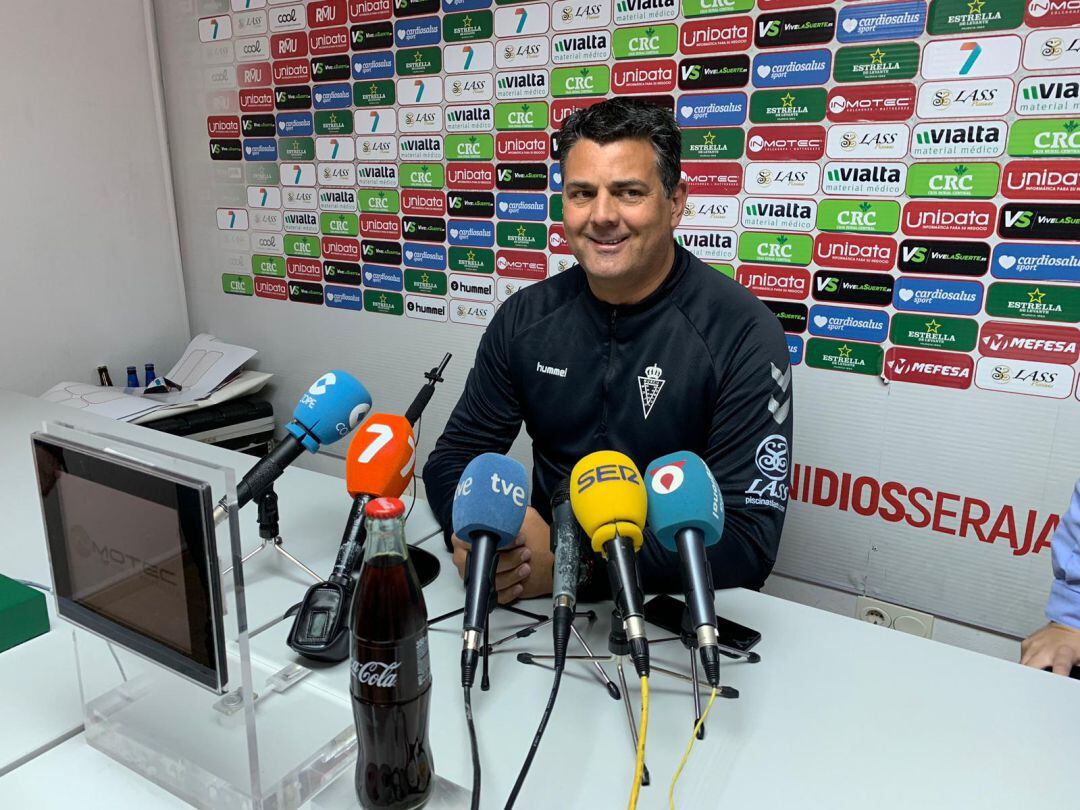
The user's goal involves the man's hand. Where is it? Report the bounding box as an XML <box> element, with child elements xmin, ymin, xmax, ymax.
<box><xmin>450</xmin><ymin>506</ymin><xmax>554</xmax><ymax>604</ymax></box>
<box><xmin>1020</xmin><ymin>622</ymin><xmax>1080</xmax><ymax>676</ymax></box>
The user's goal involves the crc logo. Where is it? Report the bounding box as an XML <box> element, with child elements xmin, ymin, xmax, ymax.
<box><xmin>576</xmin><ymin>463</ymin><xmax>640</xmax><ymax>494</ymax></box>
<box><xmin>649</xmin><ymin>462</ymin><xmax>684</xmax><ymax>494</ymax></box>
<box><xmin>754</xmin><ymin>434</ymin><xmax>788</xmax><ymax>481</ymax></box>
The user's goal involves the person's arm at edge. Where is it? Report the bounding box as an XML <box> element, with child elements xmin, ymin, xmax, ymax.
<box><xmin>1020</xmin><ymin>478</ymin><xmax>1080</xmax><ymax>676</ymax></box>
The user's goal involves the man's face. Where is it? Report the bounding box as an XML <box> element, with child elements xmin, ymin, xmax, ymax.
<box><xmin>561</xmin><ymin>138</ymin><xmax>687</xmax><ymax>287</ymax></box>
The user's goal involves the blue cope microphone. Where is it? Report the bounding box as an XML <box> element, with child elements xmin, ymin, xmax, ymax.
<box><xmin>645</xmin><ymin>450</ymin><xmax>725</xmax><ymax>687</ymax></box>
<box><xmin>452</xmin><ymin>453</ymin><xmax>530</xmax><ymax>687</ymax></box>
<box><xmin>214</xmin><ymin>371</ymin><xmax>372</xmax><ymax>524</ymax></box>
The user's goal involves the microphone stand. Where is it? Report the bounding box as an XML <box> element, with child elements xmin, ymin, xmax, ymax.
<box><xmin>221</xmin><ymin>485</ymin><xmax>320</xmax><ymax>580</ymax></box>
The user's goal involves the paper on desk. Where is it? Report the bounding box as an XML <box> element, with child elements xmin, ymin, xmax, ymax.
<box><xmin>132</xmin><ymin>370</ymin><xmax>272</xmax><ymax>424</ymax></box>
<box><xmin>40</xmin><ymin>334</ymin><xmax>263</xmax><ymax>422</ymax></box>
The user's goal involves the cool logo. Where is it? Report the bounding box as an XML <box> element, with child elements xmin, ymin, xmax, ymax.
<box><xmin>454</xmin><ymin>472</ymin><xmax>526</xmax><ymax>505</ymax></box>
<box><xmin>576</xmin><ymin>464</ymin><xmax>641</xmax><ymax>493</ymax></box>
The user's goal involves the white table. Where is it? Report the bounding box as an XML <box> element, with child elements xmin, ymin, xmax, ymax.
<box><xmin>1</xmin><ymin>389</ymin><xmax>1078</xmax><ymax>809</ymax></box>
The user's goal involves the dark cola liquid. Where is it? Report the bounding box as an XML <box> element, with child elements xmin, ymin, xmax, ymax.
<box><xmin>350</xmin><ymin>552</ymin><xmax>433</xmax><ymax>810</ymax></box>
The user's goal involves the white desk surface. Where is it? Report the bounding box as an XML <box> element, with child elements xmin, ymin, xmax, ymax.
<box><xmin>1</xmin><ymin>388</ymin><xmax>1078</xmax><ymax>809</ymax></box>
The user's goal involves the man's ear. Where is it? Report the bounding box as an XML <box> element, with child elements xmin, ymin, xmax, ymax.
<box><xmin>669</xmin><ymin>179</ymin><xmax>689</xmax><ymax>229</ymax></box>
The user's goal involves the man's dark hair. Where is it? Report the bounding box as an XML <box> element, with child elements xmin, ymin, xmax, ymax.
<box><xmin>557</xmin><ymin>98</ymin><xmax>682</xmax><ymax>198</ymax></box>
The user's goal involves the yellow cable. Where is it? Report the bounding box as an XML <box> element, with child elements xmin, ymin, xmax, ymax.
<box><xmin>667</xmin><ymin>687</ymin><xmax>719</xmax><ymax>810</ymax></box>
<box><xmin>628</xmin><ymin>676</ymin><xmax>649</xmax><ymax>810</ymax></box>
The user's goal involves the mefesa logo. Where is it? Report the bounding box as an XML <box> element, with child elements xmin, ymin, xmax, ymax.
<box><xmin>359</xmin><ymin>214</ymin><xmax>401</xmax><ymax>239</ymax></box>
<box><xmin>679</xmin><ymin>16</ymin><xmax>753</xmax><ymax>54</ymax></box>
<box><xmin>496</xmin><ymin>132</ymin><xmax>549</xmax><ymax>161</ymax></box>
<box><xmin>814</xmin><ymin>233</ymin><xmax>897</xmax><ymax>271</ymax></box>
<box><xmin>495</xmin><ymin>249</ymin><xmax>547</xmax><ymax>280</ymax></box>
<box><xmin>902</xmin><ymin>200</ymin><xmax>996</xmax><ymax>238</ymax></box>
<box><xmin>827</xmin><ymin>82</ymin><xmax>917</xmax><ymax>122</ymax></box>
<box><xmin>884</xmin><ymin>347</ymin><xmax>974</xmax><ymax>390</ymax></box>
<box><xmin>401</xmin><ymin>189</ymin><xmax>446</xmax><ymax>216</ymax></box>
<box><xmin>979</xmin><ymin>320</ymin><xmax>1080</xmax><ymax>363</ymax></box>
<box><xmin>746</xmin><ymin>125</ymin><xmax>825</xmax><ymax>160</ymax></box>
<box><xmin>681</xmin><ymin>162</ymin><xmax>744</xmax><ymax>194</ymax></box>
<box><xmin>736</xmin><ymin>264</ymin><xmax>810</xmax><ymax>300</ymax></box>
<box><xmin>1000</xmin><ymin>160</ymin><xmax>1080</xmax><ymax>199</ymax></box>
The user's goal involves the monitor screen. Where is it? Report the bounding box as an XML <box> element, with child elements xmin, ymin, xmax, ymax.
<box><xmin>33</xmin><ymin>434</ymin><xmax>227</xmax><ymax>692</ymax></box>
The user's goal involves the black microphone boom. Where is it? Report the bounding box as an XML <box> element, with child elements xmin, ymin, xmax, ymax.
<box><xmin>213</xmin><ymin>433</ymin><xmax>305</xmax><ymax>524</ymax></box>
<box><xmin>675</xmin><ymin>527</ymin><xmax>721</xmax><ymax>686</ymax></box>
<box><xmin>604</xmin><ymin>532</ymin><xmax>649</xmax><ymax>678</ymax></box>
<box><xmin>461</xmin><ymin>531</ymin><xmax>500</xmax><ymax>687</ymax></box>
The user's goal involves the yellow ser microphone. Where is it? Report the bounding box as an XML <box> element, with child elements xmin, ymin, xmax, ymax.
<box><xmin>570</xmin><ymin>450</ymin><xmax>650</xmax><ymax>678</ymax></box>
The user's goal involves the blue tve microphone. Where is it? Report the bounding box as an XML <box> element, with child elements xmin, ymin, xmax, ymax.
<box><xmin>452</xmin><ymin>453</ymin><xmax>530</xmax><ymax>687</ymax></box>
<box><xmin>214</xmin><ymin>371</ymin><xmax>372</xmax><ymax>524</ymax></box>
<box><xmin>645</xmin><ymin>451</ymin><xmax>725</xmax><ymax>686</ymax></box>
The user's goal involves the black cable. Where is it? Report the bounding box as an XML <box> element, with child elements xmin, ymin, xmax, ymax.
<box><xmin>404</xmin><ymin>415</ymin><xmax>422</xmax><ymax>525</ymax></box>
<box><xmin>465</xmin><ymin>685</ymin><xmax>481</xmax><ymax>810</ymax></box>
<box><xmin>503</xmin><ymin>665</ymin><xmax>564</xmax><ymax>809</ymax></box>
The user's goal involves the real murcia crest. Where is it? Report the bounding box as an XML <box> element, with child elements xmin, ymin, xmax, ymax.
<box><xmin>638</xmin><ymin>363</ymin><xmax>665</xmax><ymax>419</ymax></box>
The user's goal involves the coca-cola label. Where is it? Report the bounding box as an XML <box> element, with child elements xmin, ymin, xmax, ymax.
<box><xmin>351</xmin><ymin>631</ymin><xmax>431</xmax><ymax>703</ymax></box>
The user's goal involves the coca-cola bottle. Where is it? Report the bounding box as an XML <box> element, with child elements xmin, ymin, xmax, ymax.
<box><xmin>350</xmin><ymin>497</ymin><xmax>433</xmax><ymax>809</ymax></box>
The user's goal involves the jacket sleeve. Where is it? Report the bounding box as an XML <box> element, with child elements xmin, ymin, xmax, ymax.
<box><xmin>1046</xmin><ymin>478</ymin><xmax>1080</xmax><ymax>629</ymax></box>
<box><xmin>702</xmin><ymin>311</ymin><xmax>793</xmax><ymax>585</ymax></box>
<box><xmin>421</xmin><ymin>305</ymin><xmax>524</xmax><ymax>550</ymax></box>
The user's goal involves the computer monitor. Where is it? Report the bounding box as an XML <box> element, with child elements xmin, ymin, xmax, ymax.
<box><xmin>32</xmin><ymin>433</ymin><xmax>228</xmax><ymax>693</ymax></box>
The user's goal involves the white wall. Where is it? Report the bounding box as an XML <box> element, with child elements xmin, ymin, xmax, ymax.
<box><xmin>0</xmin><ymin>0</ymin><xmax>190</xmax><ymax>395</ymax></box>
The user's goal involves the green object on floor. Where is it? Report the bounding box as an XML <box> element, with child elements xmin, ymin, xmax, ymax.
<box><xmin>0</xmin><ymin>573</ymin><xmax>49</xmax><ymax>653</ymax></box>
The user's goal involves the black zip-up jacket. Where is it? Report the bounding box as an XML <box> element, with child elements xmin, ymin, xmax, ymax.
<box><xmin>422</xmin><ymin>243</ymin><xmax>793</xmax><ymax>595</ymax></box>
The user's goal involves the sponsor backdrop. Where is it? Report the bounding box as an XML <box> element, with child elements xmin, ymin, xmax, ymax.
<box><xmin>161</xmin><ymin>0</ymin><xmax>1080</xmax><ymax>636</ymax></box>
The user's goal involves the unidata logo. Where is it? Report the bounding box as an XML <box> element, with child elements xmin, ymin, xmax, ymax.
<box><xmin>837</xmin><ymin>1</ymin><xmax>927</xmax><ymax>43</ymax></box>
<box><xmin>736</xmin><ymin>265</ymin><xmax>810</xmax><ymax>300</ymax></box>
<box><xmin>752</xmin><ymin>48</ymin><xmax>832</xmax><ymax>88</ymax></box>
<box><xmin>679</xmin><ymin>17</ymin><xmax>753</xmax><ymax>55</ymax></box>
<box><xmin>992</xmin><ymin>243</ymin><xmax>1080</xmax><ymax>282</ymax></box>
<box><xmin>903</xmin><ymin>200</ymin><xmax>996</xmax><ymax>238</ymax></box>
<box><xmin>676</xmin><ymin>93</ymin><xmax>748</xmax><ymax>126</ymax></box>
<box><xmin>1001</xmin><ymin>160</ymin><xmax>1080</xmax><ymax>199</ymax></box>
<box><xmin>814</xmin><ymin>233</ymin><xmax>897</xmax><ymax>271</ymax></box>
<box><xmin>808</xmin><ymin>304</ymin><xmax>889</xmax><ymax>342</ymax></box>
<box><xmin>613</xmin><ymin>59</ymin><xmax>677</xmax><ymax>93</ymax></box>
<box><xmin>272</xmin><ymin>57</ymin><xmax>310</xmax><ymax>84</ymax></box>
<box><xmin>893</xmin><ymin>277</ymin><xmax>984</xmax><ymax>315</ymax></box>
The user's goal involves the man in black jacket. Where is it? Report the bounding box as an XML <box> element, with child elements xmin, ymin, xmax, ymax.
<box><xmin>423</xmin><ymin>98</ymin><xmax>793</xmax><ymax>604</ymax></box>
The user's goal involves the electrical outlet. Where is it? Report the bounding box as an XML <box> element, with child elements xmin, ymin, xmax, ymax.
<box><xmin>856</xmin><ymin>596</ymin><xmax>934</xmax><ymax>638</ymax></box>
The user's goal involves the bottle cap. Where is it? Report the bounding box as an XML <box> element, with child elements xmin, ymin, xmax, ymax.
<box><xmin>366</xmin><ymin>497</ymin><xmax>405</xmax><ymax>519</ymax></box>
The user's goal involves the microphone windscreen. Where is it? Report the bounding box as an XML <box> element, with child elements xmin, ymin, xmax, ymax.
<box><xmin>287</xmin><ymin>371</ymin><xmax>372</xmax><ymax>451</ymax></box>
<box><xmin>569</xmin><ymin>450</ymin><xmax>647</xmax><ymax>553</ymax></box>
<box><xmin>452</xmin><ymin>453</ymin><xmax>530</xmax><ymax>547</ymax></box>
<box><xmin>346</xmin><ymin>414</ymin><xmax>415</xmax><ymax>498</ymax></box>
<box><xmin>645</xmin><ymin>451</ymin><xmax>724</xmax><ymax>551</ymax></box>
